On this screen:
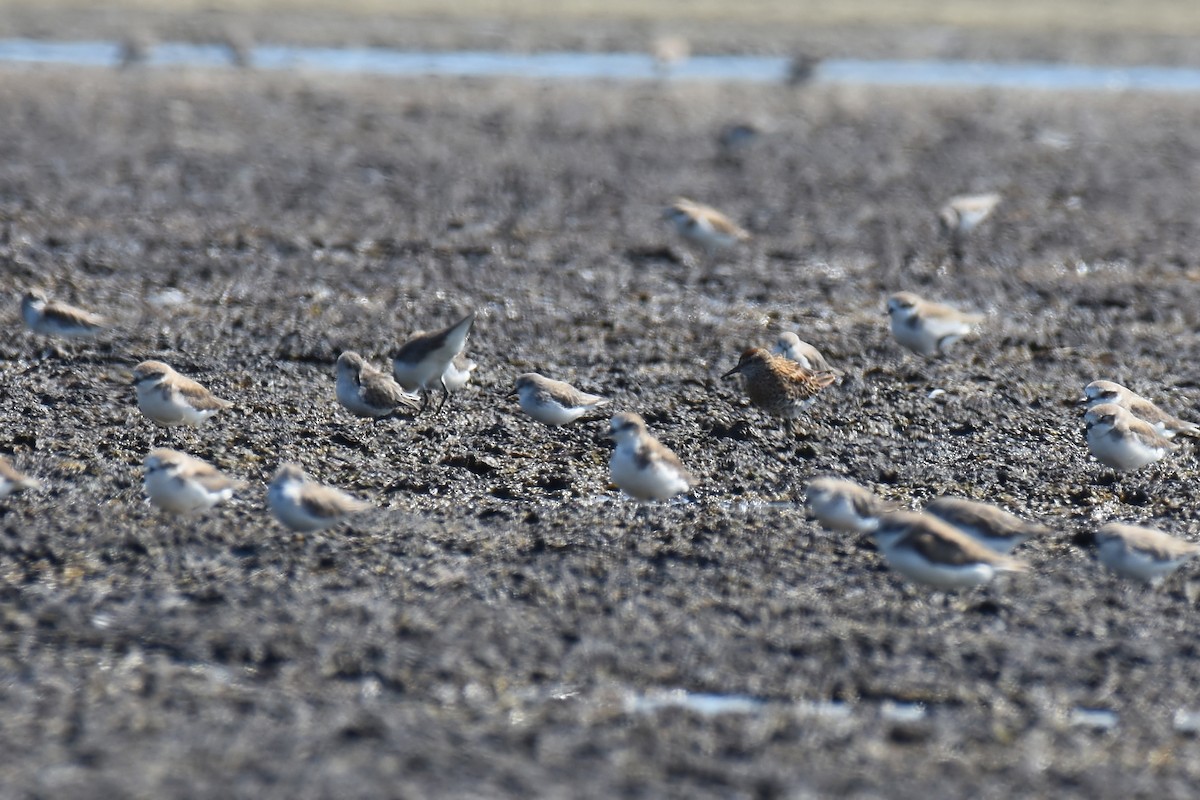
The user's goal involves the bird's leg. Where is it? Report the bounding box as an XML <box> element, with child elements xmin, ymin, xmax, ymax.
<box><xmin>434</xmin><ymin>379</ymin><xmax>451</xmax><ymax>414</ymax></box>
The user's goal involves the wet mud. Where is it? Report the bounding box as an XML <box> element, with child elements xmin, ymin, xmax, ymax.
<box><xmin>2</xmin><ymin>67</ymin><xmax>1200</xmax><ymax>797</ymax></box>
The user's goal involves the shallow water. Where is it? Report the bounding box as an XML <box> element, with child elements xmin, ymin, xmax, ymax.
<box><xmin>4</xmin><ymin>37</ymin><xmax>1200</xmax><ymax>92</ymax></box>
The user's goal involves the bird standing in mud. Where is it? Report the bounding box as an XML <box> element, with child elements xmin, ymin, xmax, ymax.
<box><xmin>392</xmin><ymin>312</ymin><xmax>476</xmax><ymax>413</ymax></box>
<box><xmin>886</xmin><ymin>292</ymin><xmax>983</xmax><ymax>357</ymax></box>
<box><xmin>513</xmin><ymin>372</ymin><xmax>608</xmax><ymax>426</ymax></box>
<box><xmin>663</xmin><ymin>197</ymin><xmax>750</xmax><ymax>259</ymax></box>
<box><xmin>336</xmin><ymin>351</ymin><xmax>421</xmax><ymax>420</ymax></box>
<box><xmin>806</xmin><ymin>477</ymin><xmax>895</xmax><ymax>534</ymax></box>
<box><xmin>1093</xmin><ymin>522</ymin><xmax>1200</xmax><ymax>585</ymax></box>
<box><xmin>1080</xmin><ymin>379</ymin><xmax>1199</xmax><ymax>439</ymax></box>
<box><xmin>873</xmin><ymin>511</ymin><xmax>1029</xmax><ymax>589</ymax></box>
<box><xmin>1084</xmin><ymin>403</ymin><xmax>1177</xmax><ymax>472</ymax></box>
<box><xmin>608</xmin><ymin>412</ymin><xmax>694</xmax><ymax>501</ymax></box>
<box><xmin>21</xmin><ymin>289</ymin><xmax>106</xmax><ymax>339</ymax></box>
<box><xmin>723</xmin><ymin>347</ymin><xmax>836</xmax><ymax>432</ymax></box>
<box><xmin>132</xmin><ymin>361</ymin><xmax>233</xmax><ymax>428</ymax></box>
<box><xmin>268</xmin><ymin>463</ymin><xmax>371</xmax><ymax>532</ymax></box>
<box><xmin>938</xmin><ymin>192</ymin><xmax>1001</xmax><ymax>265</ymax></box>
<box><xmin>771</xmin><ymin>332</ymin><xmax>839</xmax><ymax>374</ymax></box>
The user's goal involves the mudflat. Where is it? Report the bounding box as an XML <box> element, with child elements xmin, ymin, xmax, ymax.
<box><xmin>3</xmin><ymin>65</ymin><xmax>1200</xmax><ymax>797</ymax></box>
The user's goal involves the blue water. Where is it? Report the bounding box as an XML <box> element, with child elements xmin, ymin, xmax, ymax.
<box><xmin>3</xmin><ymin>37</ymin><xmax>1200</xmax><ymax>93</ymax></box>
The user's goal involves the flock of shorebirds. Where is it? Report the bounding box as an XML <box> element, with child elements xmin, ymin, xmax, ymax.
<box><xmin>5</xmin><ymin>190</ymin><xmax>1200</xmax><ymax>592</ymax></box>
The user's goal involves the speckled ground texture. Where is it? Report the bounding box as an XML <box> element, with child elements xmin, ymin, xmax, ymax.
<box><xmin>3</xmin><ymin>59</ymin><xmax>1200</xmax><ymax>799</ymax></box>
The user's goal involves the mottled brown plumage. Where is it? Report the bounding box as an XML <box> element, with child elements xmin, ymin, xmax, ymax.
<box><xmin>722</xmin><ymin>347</ymin><xmax>836</xmax><ymax>419</ymax></box>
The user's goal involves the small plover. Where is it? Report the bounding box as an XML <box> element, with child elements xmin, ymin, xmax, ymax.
<box><xmin>805</xmin><ymin>477</ymin><xmax>894</xmax><ymax>534</ymax></box>
<box><xmin>513</xmin><ymin>372</ymin><xmax>608</xmax><ymax>426</ymax></box>
<box><xmin>133</xmin><ymin>360</ymin><xmax>233</xmax><ymax>427</ymax></box>
<box><xmin>336</xmin><ymin>351</ymin><xmax>420</xmax><ymax>420</ymax></box>
<box><xmin>268</xmin><ymin>463</ymin><xmax>371</xmax><ymax>532</ymax></box>
<box><xmin>771</xmin><ymin>332</ymin><xmax>838</xmax><ymax>374</ymax></box>
<box><xmin>1094</xmin><ymin>522</ymin><xmax>1200</xmax><ymax>584</ymax></box>
<box><xmin>722</xmin><ymin>347</ymin><xmax>836</xmax><ymax>421</ymax></box>
<box><xmin>886</xmin><ymin>292</ymin><xmax>983</xmax><ymax>357</ymax></box>
<box><xmin>1081</xmin><ymin>380</ymin><xmax>1199</xmax><ymax>439</ymax></box>
<box><xmin>392</xmin><ymin>312</ymin><xmax>476</xmax><ymax>412</ymax></box>
<box><xmin>608</xmin><ymin>412</ymin><xmax>694</xmax><ymax>501</ymax></box>
<box><xmin>1084</xmin><ymin>402</ymin><xmax>1177</xmax><ymax>471</ymax></box>
<box><xmin>873</xmin><ymin>511</ymin><xmax>1029</xmax><ymax>589</ymax></box>
<box><xmin>143</xmin><ymin>448</ymin><xmax>240</xmax><ymax>514</ymax></box>
<box><xmin>21</xmin><ymin>289</ymin><xmax>106</xmax><ymax>338</ymax></box>
<box><xmin>0</xmin><ymin>456</ymin><xmax>39</xmax><ymax>499</ymax></box>
<box><xmin>938</xmin><ymin>192</ymin><xmax>1001</xmax><ymax>239</ymax></box>
<box><xmin>441</xmin><ymin>353</ymin><xmax>478</xmax><ymax>393</ymax></box>
<box><xmin>925</xmin><ymin>496</ymin><xmax>1050</xmax><ymax>554</ymax></box>
<box><xmin>663</xmin><ymin>197</ymin><xmax>750</xmax><ymax>256</ymax></box>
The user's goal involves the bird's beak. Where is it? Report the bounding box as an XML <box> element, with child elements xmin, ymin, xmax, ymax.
<box><xmin>721</xmin><ymin>366</ymin><xmax>740</xmax><ymax>379</ymax></box>
<box><xmin>506</xmin><ymin>389</ymin><xmax>518</xmax><ymax>399</ymax></box>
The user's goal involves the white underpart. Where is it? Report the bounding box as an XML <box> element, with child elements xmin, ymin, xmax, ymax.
<box><xmin>137</xmin><ymin>379</ymin><xmax>218</xmax><ymax>426</ymax></box>
<box><xmin>1097</xmin><ymin>539</ymin><xmax>1189</xmax><ymax>584</ymax></box>
<box><xmin>890</xmin><ymin>309</ymin><xmax>973</xmax><ymax>356</ymax></box>
<box><xmin>441</xmin><ymin>360</ymin><xmax>476</xmax><ymax>392</ymax></box>
<box><xmin>269</xmin><ymin>476</ymin><xmax>335</xmax><ymax>532</ymax></box>
<box><xmin>807</xmin><ymin>492</ymin><xmax>879</xmax><ymax>534</ymax></box>
<box><xmin>1086</xmin><ymin>423</ymin><xmax>1168</xmax><ymax>470</ymax></box>
<box><xmin>145</xmin><ymin>468</ymin><xmax>231</xmax><ymax>514</ymax></box>
<box><xmin>519</xmin><ymin>386</ymin><xmax>604</xmax><ymax>426</ymax></box>
<box><xmin>609</xmin><ymin>433</ymin><xmax>689</xmax><ymax>501</ymax></box>
<box><xmin>393</xmin><ymin>330</ymin><xmax>470</xmax><ymax>391</ymax></box>
<box><xmin>880</xmin><ymin>546</ymin><xmax>998</xmax><ymax>589</ymax></box>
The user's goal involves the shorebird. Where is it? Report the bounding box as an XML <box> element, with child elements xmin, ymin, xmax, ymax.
<box><xmin>1080</xmin><ymin>380</ymin><xmax>1199</xmax><ymax>439</ymax></box>
<box><xmin>873</xmin><ymin>511</ymin><xmax>1029</xmax><ymax>589</ymax></box>
<box><xmin>513</xmin><ymin>373</ymin><xmax>608</xmax><ymax>426</ymax></box>
<box><xmin>132</xmin><ymin>361</ymin><xmax>233</xmax><ymax>428</ymax></box>
<box><xmin>925</xmin><ymin>496</ymin><xmax>1050</xmax><ymax>554</ymax></box>
<box><xmin>336</xmin><ymin>351</ymin><xmax>421</xmax><ymax>420</ymax></box>
<box><xmin>886</xmin><ymin>292</ymin><xmax>983</xmax><ymax>357</ymax></box>
<box><xmin>21</xmin><ymin>289</ymin><xmax>106</xmax><ymax>339</ymax></box>
<box><xmin>608</xmin><ymin>412</ymin><xmax>694</xmax><ymax>501</ymax></box>
<box><xmin>1094</xmin><ymin>522</ymin><xmax>1200</xmax><ymax>585</ymax></box>
<box><xmin>392</xmin><ymin>312</ymin><xmax>476</xmax><ymax>413</ymax></box>
<box><xmin>143</xmin><ymin>448</ymin><xmax>240</xmax><ymax>514</ymax></box>
<box><xmin>805</xmin><ymin>477</ymin><xmax>895</xmax><ymax>534</ymax></box>
<box><xmin>268</xmin><ymin>463</ymin><xmax>371</xmax><ymax>532</ymax></box>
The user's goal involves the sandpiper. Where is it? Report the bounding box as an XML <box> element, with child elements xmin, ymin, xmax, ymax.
<box><xmin>133</xmin><ymin>361</ymin><xmax>233</xmax><ymax>428</ymax></box>
<box><xmin>392</xmin><ymin>312</ymin><xmax>476</xmax><ymax>412</ymax></box>
<box><xmin>1081</xmin><ymin>380</ymin><xmax>1199</xmax><ymax>439</ymax></box>
<box><xmin>608</xmin><ymin>412</ymin><xmax>694</xmax><ymax>501</ymax></box>
<box><xmin>336</xmin><ymin>351</ymin><xmax>421</xmax><ymax>420</ymax></box>
<box><xmin>805</xmin><ymin>477</ymin><xmax>895</xmax><ymax>534</ymax></box>
<box><xmin>1094</xmin><ymin>522</ymin><xmax>1200</xmax><ymax>584</ymax></box>
<box><xmin>886</xmin><ymin>292</ymin><xmax>983</xmax><ymax>357</ymax></box>
<box><xmin>21</xmin><ymin>289</ymin><xmax>106</xmax><ymax>338</ymax></box>
<box><xmin>873</xmin><ymin>511</ymin><xmax>1029</xmax><ymax>589</ymax></box>
<box><xmin>143</xmin><ymin>448</ymin><xmax>240</xmax><ymax>514</ymax></box>
<box><xmin>722</xmin><ymin>347</ymin><xmax>836</xmax><ymax>423</ymax></box>
<box><xmin>925</xmin><ymin>496</ymin><xmax>1050</xmax><ymax>554</ymax></box>
<box><xmin>1084</xmin><ymin>402</ymin><xmax>1177</xmax><ymax>472</ymax></box>
<box><xmin>268</xmin><ymin>463</ymin><xmax>371</xmax><ymax>532</ymax></box>
<box><xmin>514</xmin><ymin>372</ymin><xmax>608</xmax><ymax>426</ymax></box>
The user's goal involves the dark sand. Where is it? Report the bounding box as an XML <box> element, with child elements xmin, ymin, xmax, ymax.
<box><xmin>3</xmin><ymin>63</ymin><xmax>1200</xmax><ymax>798</ymax></box>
